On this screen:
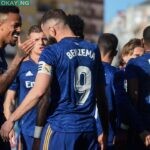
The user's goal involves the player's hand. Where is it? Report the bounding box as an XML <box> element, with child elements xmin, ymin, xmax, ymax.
<box><xmin>0</xmin><ymin>119</ymin><xmax>14</xmax><ymax>141</ymax></box>
<box><xmin>98</xmin><ymin>133</ymin><xmax>107</xmax><ymax>150</ymax></box>
<box><xmin>140</xmin><ymin>130</ymin><xmax>150</xmax><ymax>147</ymax></box>
<box><xmin>32</xmin><ymin>138</ymin><xmax>40</xmax><ymax>150</ymax></box>
<box><xmin>9</xmin><ymin>129</ymin><xmax>17</xmax><ymax>148</ymax></box>
<box><xmin>9</xmin><ymin>129</ymin><xmax>15</xmax><ymax>140</ymax></box>
<box><xmin>16</xmin><ymin>36</ymin><xmax>35</xmax><ymax>59</ymax></box>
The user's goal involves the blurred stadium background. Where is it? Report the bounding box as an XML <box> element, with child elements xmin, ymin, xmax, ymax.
<box><xmin>6</xmin><ymin>0</ymin><xmax>150</xmax><ymax>65</ymax></box>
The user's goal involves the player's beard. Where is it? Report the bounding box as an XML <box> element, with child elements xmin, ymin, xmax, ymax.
<box><xmin>47</xmin><ymin>35</ymin><xmax>57</xmax><ymax>44</ymax></box>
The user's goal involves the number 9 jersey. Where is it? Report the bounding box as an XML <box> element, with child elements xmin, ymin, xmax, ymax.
<box><xmin>38</xmin><ymin>37</ymin><xmax>102</xmax><ymax>133</ymax></box>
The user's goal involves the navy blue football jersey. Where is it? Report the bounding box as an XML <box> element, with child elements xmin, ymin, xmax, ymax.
<box><xmin>0</xmin><ymin>50</ymin><xmax>7</xmax><ymax>114</ymax></box>
<box><xmin>9</xmin><ymin>58</ymin><xmax>38</xmax><ymax>136</ymax></box>
<box><xmin>114</xmin><ymin>69</ymin><xmax>145</xmax><ymax>133</ymax></box>
<box><xmin>39</xmin><ymin>37</ymin><xmax>101</xmax><ymax>132</ymax></box>
<box><xmin>95</xmin><ymin>62</ymin><xmax>118</xmax><ymax>146</ymax></box>
<box><xmin>126</xmin><ymin>53</ymin><xmax>150</xmax><ymax>130</ymax></box>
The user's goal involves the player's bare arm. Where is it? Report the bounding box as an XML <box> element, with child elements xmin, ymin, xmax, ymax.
<box><xmin>0</xmin><ymin>71</ymin><xmax>51</xmax><ymax>141</ymax></box>
<box><xmin>0</xmin><ymin>38</ymin><xmax>35</xmax><ymax>94</ymax></box>
<box><xmin>32</xmin><ymin>88</ymin><xmax>50</xmax><ymax>150</ymax></box>
<box><xmin>3</xmin><ymin>90</ymin><xmax>16</xmax><ymax>120</ymax></box>
<box><xmin>36</xmin><ymin>88</ymin><xmax>50</xmax><ymax>127</ymax></box>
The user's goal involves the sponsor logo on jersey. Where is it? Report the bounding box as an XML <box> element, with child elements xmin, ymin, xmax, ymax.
<box><xmin>25</xmin><ymin>81</ymin><xmax>35</xmax><ymax>88</ymax></box>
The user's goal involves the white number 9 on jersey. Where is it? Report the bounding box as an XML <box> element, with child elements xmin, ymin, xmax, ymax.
<box><xmin>74</xmin><ymin>66</ymin><xmax>91</xmax><ymax>105</ymax></box>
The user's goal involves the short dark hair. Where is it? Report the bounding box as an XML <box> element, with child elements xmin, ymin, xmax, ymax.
<box><xmin>98</xmin><ymin>33</ymin><xmax>118</xmax><ymax>56</ymax></box>
<box><xmin>28</xmin><ymin>25</ymin><xmax>42</xmax><ymax>35</ymax></box>
<box><xmin>143</xmin><ymin>26</ymin><xmax>150</xmax><ymax>43</ymax></box>
<box><xmin>0</xmin><ymin>6</ymin><xmax>20</xmax><ymax>14</ymax></box>
<box><xmin>41</xmin><ymin>9</ymin><xmax>67</xmax><ymax>25</ymax></box>
<box><xmin>67</xmin><ymin>14</ymin><xmax>84</xmax><ymax>39</ymax></box>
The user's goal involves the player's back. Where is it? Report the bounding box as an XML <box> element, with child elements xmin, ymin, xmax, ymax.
<box><xmin>40</xmin><ymin>37</ymin><xmax>101</xmax><ymax>132</ymax></box>
<box><xmin>126</xmin><ymin>53</ymin><xmax>150</xmax><ymax>129</ymax></box>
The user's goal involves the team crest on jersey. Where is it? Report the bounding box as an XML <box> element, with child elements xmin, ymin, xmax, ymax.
<box><xmin>25</xmin><ymin>71</ymin><xmax>33</xmax><ymax>77</ymax></box>
<box><xmin>148</xmin><ymin>59</ymin><xmax>150</xmax><ymax>64</ymax></box>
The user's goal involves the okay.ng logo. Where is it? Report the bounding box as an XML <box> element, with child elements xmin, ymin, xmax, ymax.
<box><xmin>0</xmin><ymin>0</ymin><xmax>30</xmax><ymax>6</ymax></box>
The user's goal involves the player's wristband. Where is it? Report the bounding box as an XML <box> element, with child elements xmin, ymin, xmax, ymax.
<box><xmin>34</xmin><ymin>126</ymin><xmax>43</xmax><ymax>138</ymax></box>
<box><xmin>120</xmin><ymin>123</ymin><xmax>129</xmax><ymax>130</ymax></box>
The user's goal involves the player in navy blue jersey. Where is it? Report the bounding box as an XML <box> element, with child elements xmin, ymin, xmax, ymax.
<box><xmin>3</xmin><ymin>25</ymin><xmax>48</xmax><ymax>150</ymax></box>
<box><xmin>32</xmin><ymin>14</ymin><xmax>85</xmax><ymax>150</ymax></box>
<box><xmin>0</xmin><ymin>9</ymin><xmax>108</xmax><ymax>150</ymax></box>
<box><xmin>119</xmin><ymin>38</ymin><xmax>144</xmax><ymax>68</ymax></box>
<box><xmin>125</xmin><ymin>26</ymin><xmax>150</xmax><ymax>149</ymax></box>
<box><xmin>95</xmin><ymin>33</ymin><xmax>118</xmax><ymax>150</ymax></box>
<box><xmin>0</xmin><ymin>6</ymin><xmax>34</xmax><ymax>150</ymax></box>
<box><xmin>113</xmin><ymin>38</ymin><xmax>146</xmax><ymax>150</ymax></box>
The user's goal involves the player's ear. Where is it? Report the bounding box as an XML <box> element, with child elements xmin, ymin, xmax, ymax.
<box><xmin>49</xmin><ymin>27</ymin><xmax>56</xmax><ymax>37</ymax></box>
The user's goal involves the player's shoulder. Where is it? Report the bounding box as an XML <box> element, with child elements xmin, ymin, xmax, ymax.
<box><xmin>81</xmin><ymin>39</ymin><xmax>98</xmax><ymax>49</ymax></box>
<box><xmin>128</xmin><ymin>54</ymin><xmax>149</xmax><ymax>67</ymax></box>
<box><xmin>103</xmin><ymin>62</ymin><xmax>118</xmax><ymax>73</ymax></box>
<box><xmin>22</xmin><ymin>56</ymin><xmax>29</xmax><ymax>62</ymax></box>
<box><xmin>140</xmin><ymin>53</ymin><xmax>150</xmax><ymax>62</ymax></box>
<box><xmin>44</xmin><ymin>43</ymin><xmax>60</xmax><ymax>52</ymax></box>
<box><xmin>110</xmin><ymin>65</ymin><xmax>118</xmax><ymax>72</ymax></box>
<box><xmin>22</xmin><ymin>57</ymin><xmax>35</xmax><ymax>65</ymax></box>
<box><xmin>20</xmin><ymin>57</ymin><xmax>36</xmax><ymax>70</ymax></box>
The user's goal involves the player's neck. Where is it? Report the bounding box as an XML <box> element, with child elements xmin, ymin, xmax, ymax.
<box><xmin>29</xmin><ymin>53</ymin><xmax>39</xmax><ymax>64</ymax></box>
<box><xmin>56</xmin><ymin>28</ymin><xmax>76</xmax><ymax>42</ymax></box>
<box><xmin>101</xmin><ymin>56</ymin><xmax>113</xmax><ymax>64</ymax></box>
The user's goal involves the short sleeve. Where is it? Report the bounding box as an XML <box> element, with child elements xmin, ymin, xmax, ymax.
<box><xmin>9</xmin><ymin>77</ymin><xmax>19</xmax><ymax>91</ymax></box>
<box><xmin>39</xmin><ymin>46</ymin><xmax>57</xmax><ymax>66</ymax></box>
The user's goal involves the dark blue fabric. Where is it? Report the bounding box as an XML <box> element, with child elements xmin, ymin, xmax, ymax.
<box><xmin>39</xmin><ymin>37</ymin><xmax>102</xmax><ymax>132</ymax></box>
<box><xmin>125</xmin><ymin>53</ymin><xmax>150</xmax><ymax>130</ymax></box>
<box><xmin>114</xmin><ymin>69</ymin><xmax>145</xmax><ymax>133</ymax></box>
<box><xmin>40</xmin><ymin>123</ymin><xmax>99</xmax><ymax>150</ymax></box>
<box><xmin>95</xmin><ymin>62</ymin><xmax>118</xmax><ymax>146</ymax></box>
<box><xmin>9</xmin><ymin>58</ymin><xmax>38</xmax><ymax>136</ymax></box>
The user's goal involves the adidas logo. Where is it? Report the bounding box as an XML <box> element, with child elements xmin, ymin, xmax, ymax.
<box><xmin>25</xmin><ymin>71</ymin><xmax>33</xmax><ymax>77</ymax></box>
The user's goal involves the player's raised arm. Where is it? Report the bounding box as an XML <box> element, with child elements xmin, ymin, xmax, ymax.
<box><xmin>0</xmin><ymin>38</ymin><xmax>35</xmax><ymax>94</ymax></box>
